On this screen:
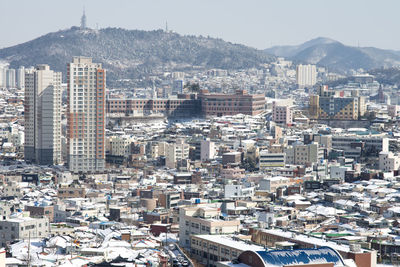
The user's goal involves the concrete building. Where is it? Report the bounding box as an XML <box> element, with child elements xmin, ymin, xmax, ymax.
<box><xmin>24</xmin><ymin>65</ymin><xmax>62</xmax><ymax>165</ymax></box>
<box><xmin>108</xmin><ymin>135</ymin><xmax>133</xmax><ymax>157</ymax></box>
<box><xmin>179</xmin><ymin>205</ymin><xmax>240</xmax><ymax>248</ymax></box>
<box><xmin>16</xmin><ymin>66</ymin><xmax>25</xmax><ymax>89</ymax></box>
<box><xmin>259</xmin><ymin>176</ymin><xmax>292</xmax><ymax>193</ymax></box>
<box><xmin>222</xmin><ymin>152</ymin><xmax>242</xmax><ymax>166</ymax></box>
<box><xmin>190</xmin><ymin>235</ymin><xmax>263</xmax><ymax>267</ymax></box>
<box><xmin>165</xmin><ymin>139</ymin><xmax>190</xmax><ymax>169</ymax></box>
<box><xmin>388</xmin><ymin>105</ymin><xmax>400</xmax><ymax>118</ymax></box>
<box><xmin>259</xmin><ymin>151</ymin><xmax>286</xmax><ymax>170</ymax></box>
<box><xmin>309</xmin><ymin>86</ymin><xmax>366</xmax><ymax>120</ymax></box>
<box><xmin>158</xmin><ymin>191</ymin><xmax>181</xmax><ymax>209</ymax></box>
<box><xmin>272</xmin><ymin>101</ymin><xmax>293</xmax><ymax>125</ymax></box>
<box><xmin>201</xmin><ymin>138</ymin><xmax>215</xmax><ymax>162</ymax></box>
<box><xmin>199</xmin><ymin>89</ymin><xmax>265</xmax><ymax>117</ymax></box>
<box><xmin>332</xmin><ymin>135</ymin><xmax>388</xmax><ymax>159</ymax></box>
<box><xmin>285</xmin><ymin>142</ymin><xmax>321</xmax><ymax>165</ymax></box>
<box><xmin>6</xmin><ymin>68</ymin><xmax>16</xmax><ymax>88</ymax></box>
<box><xmin>25</xmin><ymin>205</ymin><xmax>54</xmax><ymax>223</ymax></box>
<box><xmin>379</xmin><ymin>151</ymin><xmax>400</xmax><ymax>172</ymax></box>
<box><xmin>0</xmin><ymin>216</ymin><xmax>49</xmax><ymax>247</ymax></box>
<box><xmin>224</xmin><ymin>184</ymin><xmax>255</xmax><ymax>199</ymax></box>
<box><xmin>0</xmin><ymin>67</ymin><xmax>5</xmax><ymax>88</ymax></box>
<box><xmin>296</xmin><ymin>64</ymin><xmax>317</xmax><ymax>88</ymax></box>
<box><xmin>106</xmin><ymin>95</ymin><xmax>201</xmax><ymax>118</ymax></box>
<box><xmin>67</xmin><ymin>57</ymin><xmax>106</xmax><ymax>173</ymax></box>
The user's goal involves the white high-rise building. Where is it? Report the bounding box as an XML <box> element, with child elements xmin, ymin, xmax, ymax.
<box><xmin>296</xmin><ymin>64</ymin><xmax>317</xmax><ymax>88</ymax></box>
<box><xmin>16</xmin><ymin>66</ymin><xmax>25</xmax><ymax>89</ymax></box>
<box><xmin>6</xmin><ymin>68</ymin><xmax>16</xmax><ymax>88</ymax></box>
<box><xmin>67</xmin><ymin>57</ymin><xmax>105</xmax><ymax>173</ymax></box>
<box><xmin>0</xmin><ymin>67</ymin><xmax>6</xmax><ymax>88</ymax></box>
<box><xmin>24</xmin><ymin>65</ymin><xmax>62</xmax><ymax>165</ymax></box>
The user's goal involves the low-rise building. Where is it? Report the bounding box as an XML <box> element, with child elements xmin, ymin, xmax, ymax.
<box><xmin>379</xmin><ymin>151</ymin><xmax>400</xmax><ymax>172</ymax></box>
<box><xmin>0</xmin><ymin>216</ymin><xmax>49</xmax><ymax>247</ymax></box>
<box><xmin>259</xmin><ymin>151</ymin><xmax>285</xmax><ymax>169</ymax></box>
<box><xmin>191</xmin><ymin>235</ymin><xmax>263</xmax><ymax>266</ymax></box>
<box><xmin>179</xmin><ymin>205</ymin><xmax>240</xmax><ymax>248</ymax></box>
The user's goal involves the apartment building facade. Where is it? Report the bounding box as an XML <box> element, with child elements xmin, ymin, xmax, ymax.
<box><xmin>179</xmin><ymin>206</ymin><xmax>240</xmax><ymax>248</ymax></box>
<box><xmin>0</xmin><ymin>217</ymin><xmax>49</xmax><ymax>247</ymax></box>
<box><xmin>199</xmin><ymin>90</ymin><xmax>265</xmax><ymax>117</ymax></box>
<box><xmin>24</xmin><ymin>65</ymin><xmax>62</xmax><ymax>165</ymax></box>
<box><xmin>67</xmin><ymin>57</ymin><xmax>106</xmax><ymax>173</ymax></box>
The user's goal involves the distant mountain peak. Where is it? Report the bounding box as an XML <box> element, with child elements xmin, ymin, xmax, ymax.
<box><xmin>302</xmin><ymin>37</ymin><xmax>340</xmax><ymax>46</ymax></box>
<box><xmin>264</xmin><ymin>37</ymin><xmax>400</xmax><ymax>73</ymax></box>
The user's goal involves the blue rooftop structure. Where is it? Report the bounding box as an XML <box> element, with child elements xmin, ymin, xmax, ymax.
<box><xmin>241</xmin><ymin>246</ymin><xmax>345</xmax><ymax>267</ymax></box>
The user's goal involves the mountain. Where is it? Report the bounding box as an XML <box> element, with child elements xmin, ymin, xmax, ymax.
<box><xmin>265</xmin><ymin>37</ymin><xmax>337</xmax><ymax>58</ymax></box>
<box><xmin>0</xmin><ymin>27</ymin><xmax>274</xmax><ymax>85</ymax></box>
<box><xmin>265</xmin><ymin>37</ymin><xmax>400</xmax><ymax>73</ymax></box>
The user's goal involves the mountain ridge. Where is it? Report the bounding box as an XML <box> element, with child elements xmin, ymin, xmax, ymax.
<box><xmin>0</xmin><ymin>26</ymin><xmax>274</xmax><ymax>85</ymax></box>
<box><xmin>265</xmin><ymin>37</ymin><xmax>400</xmax><ymax>73</ymax></box>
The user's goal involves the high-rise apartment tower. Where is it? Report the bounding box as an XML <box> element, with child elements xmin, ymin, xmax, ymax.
<box><xmin>24</xmin><ymin>65</ymin><xmax>62</xmax><ymax>165</ymax></box>
<box><xmin>67</xmin><ymin>57</ymin><xmax>105</xmax><ymax>173</ymax></box>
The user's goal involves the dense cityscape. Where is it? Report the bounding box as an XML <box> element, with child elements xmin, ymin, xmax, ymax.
<box><xmin>2</xmin><ymin>5</ymin><xmax>400</xmax><ymax>267</ymax></box>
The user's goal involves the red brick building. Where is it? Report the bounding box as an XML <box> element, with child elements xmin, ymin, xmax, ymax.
<box><xmin>199</xmin><ymin>89</ymin><xmax>265</xmax><ymax>117</ymax></box>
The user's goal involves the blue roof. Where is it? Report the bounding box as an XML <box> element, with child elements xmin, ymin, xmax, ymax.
<box><xmin>254</xmin><ymin>246</ymin><xmax>345</xmax><ymax>267</ymax></box>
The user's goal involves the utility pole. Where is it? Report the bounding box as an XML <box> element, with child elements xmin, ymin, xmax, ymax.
<box><xmin>27</xmin><ymin>232</ymin><xmax>31</xmax><ymax>267</ymax></box>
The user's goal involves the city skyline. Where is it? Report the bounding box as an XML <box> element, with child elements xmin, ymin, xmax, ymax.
<box><xmin>1</xmin><ymin>0</ymin><xmax>400</xmax><ymax>51</ymax></box>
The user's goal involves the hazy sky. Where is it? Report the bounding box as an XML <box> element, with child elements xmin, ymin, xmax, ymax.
<box><xmin>1</xmin><ymin>0</ymin><xmax>399</xmax><ymax>50</ymax></box>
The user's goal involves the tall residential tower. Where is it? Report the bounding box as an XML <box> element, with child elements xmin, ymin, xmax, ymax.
<box><xmin>24</xmin><ymin>65</ymin><xmax>62</xmax><ymax>165</ymax></box>
<box><xmin>67</xmin><ymin>57</ymin><xmax>105</xmax><ymax>173</ymax></box>
<box><xmin>296</xmin><ymin>64</ymin><xmax>317</xmax><ymax>88</ymax></box>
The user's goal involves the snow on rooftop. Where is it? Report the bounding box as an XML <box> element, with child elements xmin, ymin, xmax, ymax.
<box><xmin>196</xmin><ymin>235</ymin><xmax>263</xmax><ymax>251</ymax></box>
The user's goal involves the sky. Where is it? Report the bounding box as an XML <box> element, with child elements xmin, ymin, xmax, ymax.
<box><xmin>1</xmin><ymin>0</ymin><xmax>399</xmax><ymax>50</ymax></box>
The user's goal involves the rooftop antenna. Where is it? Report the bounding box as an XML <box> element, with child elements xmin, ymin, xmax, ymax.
<box><xmin>81</xmin><ymin>6</ymin><xmax>87</xmax><ymax>29</ymax></box>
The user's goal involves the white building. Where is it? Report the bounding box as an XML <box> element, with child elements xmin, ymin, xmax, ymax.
<box><xmin>165</xmin><ymin>139</ymin><xmax>190</xmax><ymax>169</ymax></box>
<box><xmin>67</xmin><ymin>57</ymin><xmax>106</xmax><ymax>173</ymax></box>
<box><xmin>272</xmin><ymin>101</ymin><xmax>293</xmax><ymax>125</ymax></box>
<box><xmin>24</xmin><ymin>65</ymin><xmax>62</xmax><ymax>165</ymax></box>
<box><xmin>178</xmin><ymin>205</ymin><xmax>240</xmax><ymax>248</ymax></box>
<box><xmin>259</xmin><ymin>176</ymin><xmax>292</xmax><ymax>193</ymax></box>
<box><xmin>284</xmin><ymin>142</ymin><xmax>320</xmax><ymax>165</ymax></box>
<box><xmin>330</xmin><ymin>165</ymin><xmax>351</xmax><ymax>180</ymax></box>
<box><xmin>0</xmin><ymin>216</ymin><xmax>49</xmax><ymax>247</ymax></box>
<box><xmin>379</xmin><ymin>151</ymin><xmax>400</xmax><ymax>172</ymax></box>
<box><xmin>200</xmin><ymin>138</ymin><xmax>215</xmax><ymax>162</ymax></box>
<box><xmin>16</xmin><ymin>66</ymin><xmax>25</xmax><ymax>89</ymax></box>
<box><xmin>296</xmin><ymin>64</ymin><xmax>317</xmax><ymax>88</ymax></box>
<box><xmin>6</xmin><ymin>68</ymin><xmax>16</xmax><ymax>88</ymax></box>
<box><xmin>224</xmin><ymin>184</ymin><xmax>255</xmax><ymax>199</ymax></box>
<box><xmin>0</xmin><ymin>67</ymin><xmax>6</xmax><ymax>87</ymax></box>
<box><xmin>108</xmin><ymin>135</ymin><xmax>134</xmax><ymax>157</ymax></box>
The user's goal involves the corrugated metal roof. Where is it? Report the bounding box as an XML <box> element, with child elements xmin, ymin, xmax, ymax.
<box><xmin>253</xmin><ymin>246</ymin><xmax>345</xmax><ymax>267</ymax></box>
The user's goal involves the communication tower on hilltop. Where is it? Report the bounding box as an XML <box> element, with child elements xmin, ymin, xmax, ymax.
<box><xmin>81</xmin><ymin>8</ymin><xmax>87</xmax><ymax>29</ymax></box>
